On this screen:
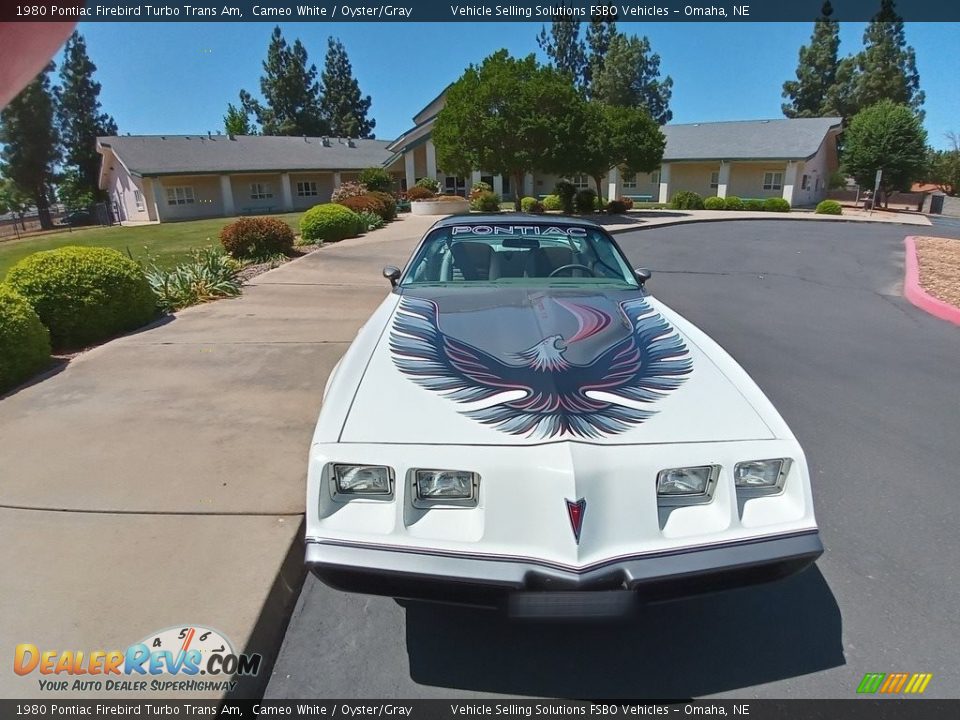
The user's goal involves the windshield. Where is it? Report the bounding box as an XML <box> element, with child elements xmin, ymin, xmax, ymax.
<box><xmin>401</xmin><ymin>222</ymin><xmax>638</xmax><ymax>286</ymax></box>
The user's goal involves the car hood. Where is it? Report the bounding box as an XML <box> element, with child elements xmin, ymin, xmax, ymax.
<box><xmin>339</xmin><ymin>286</ymin><xmax>776</xmax><ymax>446</ymax></box>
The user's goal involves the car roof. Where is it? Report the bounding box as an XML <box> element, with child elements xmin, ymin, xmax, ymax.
<box><xmin>430</xmin><ymin>213</ymin><xmax>602</xmax><ymax>229</ymax></box>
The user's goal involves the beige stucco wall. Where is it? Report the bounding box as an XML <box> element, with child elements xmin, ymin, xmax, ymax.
<box><xmin>103</xmin><ymin>150</ymin><xmax>154</xmax><ymax>223</ymax></box>
<box><xmin>154</xmin><ymin>175</ymin><xmax>223</xmax><ymax>221</ymax></box>
<box><xmin>228</xmin><ymin>174</ymin><xmax>285</xmax><ymax>214</ymax></box>
<box><xmin>727</xmin><ymin>163</ymin><xmax>791</xmax><ymax>200</ymax></box>
<box><xmin>790</xmin><ymin>135</ymin><xmax>838</xmax><ymax>207</ymax></box>
<box><xmin>620</xmin><ymin>170</ymin><xmax>660</xmax><ymax>200</ymax></box>
<box><xmin>670</xmin><ymin>162</ymin><xmax>720</xmax><ymax>199</ymax></box>
<box><xmin>289</xmin><ymin>172</ymin><xmax>335</xmax><ymax>209</ymax></box>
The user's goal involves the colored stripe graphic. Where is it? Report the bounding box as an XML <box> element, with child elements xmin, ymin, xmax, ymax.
<box><xmin>857</xmin><ymin>672</ymin><xmax>932</xmax><ymax>694</ymax></box>
<box><xmin>857</xmin><ymin>673</ymin><xmax>885</xmax><ymax>694</ymax></box>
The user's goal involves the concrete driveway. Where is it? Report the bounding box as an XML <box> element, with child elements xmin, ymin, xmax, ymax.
<box><xmin>265</xmin><ymin>220</ymin><xmax>960</xmax><ymax>699</ymax></box>
<box><xmin>0</xmin><ymin>214</ymin><xmax>432</xmax><ymax>699</ymax></box>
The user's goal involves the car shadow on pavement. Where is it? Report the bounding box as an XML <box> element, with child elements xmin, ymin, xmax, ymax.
<box><xmin>403</xmin><ymin>566</ymin><xmax>843</xmax><ymax>698</ymax></box>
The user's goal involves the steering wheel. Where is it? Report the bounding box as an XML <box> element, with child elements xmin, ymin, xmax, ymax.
<box><xmin>548</xmin><ymin>263</ymin><xmax>596</xmax><ymax>278</ymax></box>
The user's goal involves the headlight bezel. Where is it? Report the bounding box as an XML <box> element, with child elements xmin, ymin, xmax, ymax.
<box><xmin>411</xmin><ymin>468</ymin><xmax>480</xmax><ymax>508</ymax></box>
<box><xmin>656</xmin><ymin>464</ymin><xmax>720</xmax><ymax>506</ymax></box>
<box><xmin>329</xmin><ymin>463</ymin><xmax>395</xmax><ymax>501</ymax></box>
<box><xmin>734</xmin><ymin>458</ymin><xmax>791</xmax><ymax>497</ymax></box>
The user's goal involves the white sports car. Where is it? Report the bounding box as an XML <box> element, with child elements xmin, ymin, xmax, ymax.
<box><xmin>305</xmin><ymin>215</ymin><xmax>821</xmax><ymax>618</ymax></box>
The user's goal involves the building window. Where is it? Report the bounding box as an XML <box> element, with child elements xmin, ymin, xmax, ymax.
<box><xmin>651</xmin><ymin>170</ymin><xmax>661</xmax><ymax>185</ymax></box>
<box><xmin>815</xmin><ymin>177</ymin><xmax>821</xmax><ymax>192</ymax></box>
<box><xmin>801</xmin><ymin>174</ymin><xmax>810</xmax><ymax>190</ymax></box>
<box><xmin>296</xmin><ymin>181</ymin><xmax>318</xmax><ymax>197</ymax></box>
<box><xmin>166</xmin><ymin>186</ymin><xmax>195</xmax><ymax>206</ymax></box>
<box><xmin>134</xmin><ymin>190</ymin><xmax>144</xmax><ymax>212</ymax></box>
<box><xmin>710</xmin><ymin>171</ymin><xmax>720</xmax><ymax>189</ymax></box>
<box><xmin>250</xmin><ymin>182</ymin><xmax>273</xmax><ymax>200</ymax></box>
<box><xmin>763</xmin><ymin>172</ymin><xmax>783</xmax><ymax>191</ymax></box>
<box><xmin>621</xmin><ymin>172</ymin><xmax>637</xmax><ymax>189</ymax></box>
<box><xmin>571</xmin><ymin>174</ymin><xmax>590</xmax><ymax>189</ymax></box>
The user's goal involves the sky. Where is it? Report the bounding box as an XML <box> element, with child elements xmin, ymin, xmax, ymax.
<box><xmin>78</xmin><ymin>21</ymin><xmax>959</xmax><ymax>149</ymax></box>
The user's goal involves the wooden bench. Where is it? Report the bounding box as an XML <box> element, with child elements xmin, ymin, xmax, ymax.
<box><xmin>623</xmin><ymin>194</ymin><xmax>654</xmax><ymax>203</ymax></box>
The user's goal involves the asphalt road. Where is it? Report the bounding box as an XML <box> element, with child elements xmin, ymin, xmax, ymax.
<box><xmin>265</xmin><ymin>220</ymin><xmax>960</xmax><ymax>700</ymax></box>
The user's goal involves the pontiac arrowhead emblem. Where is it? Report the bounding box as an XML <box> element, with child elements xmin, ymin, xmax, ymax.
<box><xmin>565</xmin><ymin>498</ymin><xmax>586</xmax><ymax>544</ymax></box>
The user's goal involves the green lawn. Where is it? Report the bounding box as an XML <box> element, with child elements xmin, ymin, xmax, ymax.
<box><xmin>0</xmin><ymin>212</ymin><xmax>305</xmax><ymax>277</ymax></box>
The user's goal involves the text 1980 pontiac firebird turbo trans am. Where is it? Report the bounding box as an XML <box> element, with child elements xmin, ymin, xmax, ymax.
<box><xmin>305</xmin><ymin>215</ymin><xmax>821</xmax><ymax>618</ymax></box>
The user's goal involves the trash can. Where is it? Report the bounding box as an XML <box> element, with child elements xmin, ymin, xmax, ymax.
<box><xmin>930</xmin><ymin>194</ymin><xmax>945</xmax><ymax>215</ymax></box>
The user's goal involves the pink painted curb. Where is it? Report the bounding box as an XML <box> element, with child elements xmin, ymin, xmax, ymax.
<box><xmin>903</xmin><ymin>236</ymin><xmax>960</xmax><ymax>327</ymax></box>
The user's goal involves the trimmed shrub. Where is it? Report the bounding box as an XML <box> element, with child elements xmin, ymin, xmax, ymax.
<box><xmin>367</xmin><ymin>191</ymin><xmax>397</xmax><ymax>221</ymax></box>
<box><xmin>219</xmin><ymin>216</ymin><xmax>294</xmax><ymax>259</ymax></box>
<box><xmin>816</xmin><ymin>199</ymin><xmax>843</xmax><ymax>215</ymax></box>
<box><xmin>606</xmin><ymin>200</ymin><xmax>629</xmax><ymax>214</ymax></box>
<box><xmin>744</xmin><ymin>198</ymin><xmax>765</xmax><ymax>211</ymax></box>
<box><xmin>520</xmin><ymin>196</ymin><xmax>539</xmax><ymax>212</ymax></box>
<box><xmin>670</xmin><ymin>191</ymin><xmax>705</xmax><ymax>210</ymax></box>
<box><xmin>617</xmin><ymin>197</ymin><xmax>635</xmax><ymax>210</ymax></box>
<box><xmin>554</xmin><ymin>181</ymin><xmax>577</xmax><ymax>214</ymax></box>
<box><xmin>575</xmin><ymin>188</ymin><xmax>597</xmax><ymax>214</ymax></box>
<box><xmin>415</xmin><ymin>177</ymin><xmax>441</xmax><ymax>194</ymax></box>
<box><xmin>468</xmin><ymin>182</ymin><xmax>492</xmax><ymax>203</ymax></box>
<box><xmin>0</xmin><ymin>285</ymin><xmax>51</xmax><ymax>393</ymax></box>
<box><xmin>6</xmin><ymin>247</ymin><xmax>155</xmax><ymax>351</ymax></box>
<box><xmin>542</xmin><ymin>194</ymin><xmax>562</xmax><ymax>211</ymax></box>
<box><xmin>763</xmin><ymin>197</ymin><xmax>791</xmax><ymax>213</ymax></box>
<box><xmin>406</xmin><ymin>186</ymin><xmax>435</xmax><ymax>201</ymax></box>
<box><xmin>470</xmin><ymin>190</ymin><xmax>501</xmax><ymax>212</ymax></box>
<box><xmin>300</xmin><ymin>203</ymin><xmax>363</xmax><ymax>244</ymax></box>
<box><xmin>357</xmin><ymin>167</ymin><xmax>393</xmax><ymax>193</ymax></box>
<box><xmin>356</xmin><ymin>210</ymin><xmax>385</xmax><ymax>231</ymax></box>
<box><xmin>723</xmin><ymin>196</ymin><xmax>745</xmax><ymax>211</ymax></box>
<box><xmin>330</xmin><ymin>180</ymin><xmax>367</xmax><ymax>203</ymax></box>
<box><xmin>145</xmin><ymin>248</ymin><xmax>242</xmax><ymax>313</ymax></box>
<box><xmin>527</xmin><ymin>201</ymin><xmax>545</xmax><ymax>214</ymax></box>
<box><xmin>336</xmin><ymin>193</ymin><xmax>393</xmax><ymax>222</ymax></box>
<box><xmin>703</xmin><ymin>196</ymin><xmax>725</xmax><ymax>210</ymax></box>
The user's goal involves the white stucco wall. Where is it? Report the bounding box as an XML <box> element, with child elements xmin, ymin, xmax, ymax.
<box><xmin>103</xmin><ymin>152</ymin><xmax>154</xmax><ymax>223</ymax></box>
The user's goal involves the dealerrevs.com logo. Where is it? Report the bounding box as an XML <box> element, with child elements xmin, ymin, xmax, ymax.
<box><xmin>14</xmin><ymin>625</ymin><xmax>262</xmax><ymax>693</ymax></box>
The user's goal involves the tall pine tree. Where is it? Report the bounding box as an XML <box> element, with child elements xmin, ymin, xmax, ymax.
<box><xmin>240</xmin><ymin>26</ymin><xmax>328</xmax><ymax>136</ymax></box>
<box><xmin>319</xmin><ymin>38</ymin><xmax>375</xmax><ymax>139</ymax></box>
<box><xmin>584</xmin><ymin>16</ymin><xmax>617</xmax><ymax>92</ymax></box>
<box><xmin>57</xmin><ymin>31</ymin><xmax>118</xmax><ymax>202</ymax></box>
<box><xmin>0</xmin><ymin>63</ymin><xmax>60</xmax><ymax>228</ymax></box>
<box><xmin>223</xmin><ymin>103</ymin><xmax>254</xmax><ymax>135</ymax></box>
<box><xmin>782</xmin><ymin>2</ymin><xmax>840</xmax><ymax>118</ymax></box>
<box><xmin>855</xmin><ymin>0</ymin><xmax>924</xmax><ymax>119</ymax></box>
<box><xmin>591</xmin><ymin>34</ymin><xmax>673</xmax><ymax>124</ymax></box>
<box><xmin>536</xmin><ymin>21</ymin><xmax>586</xmax><ymax>89</ymax></box>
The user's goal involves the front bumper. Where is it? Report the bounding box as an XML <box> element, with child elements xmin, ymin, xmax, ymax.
<box><xmin>307</xmin><ymin>530</ymin><xmax>823</xmax><ymax>617</ymax></box>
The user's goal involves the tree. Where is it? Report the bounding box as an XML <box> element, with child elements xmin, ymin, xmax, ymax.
<box><xmin>568</xmin><ymin>103</ymin><xmax>665</xmax><ymax>200</ymax></box>
<box><xmin>0</xmin><ymin>63</ymin><xmax>60</xmax><ymax>228</ymax></box>
<box><xmin>432</xmin><ymin>51</ymin><xmax>583</xmax><ymax>211</ymax></box>
<box><xmin>536</xmin><ymin>20</ymin><xmax>586</xmax><ymax>89</ymax></box>
<box><xmin>591</xmin><ymin>33</ymin><xmax>673</xmax><ymax>124</ymax></box>
<box><xmin>223</xmin><ymin>103</ymin><xmax>254</xmax><ymax>135</ymax></box>
<box><xmin>925</xmin><ymin>132</ymin><xmax>960</xmax><ymax>196</ymax></box>
<box><xmin>782</xmin><ymin>2</ymin><xmax>840</xmax><ymax>118</ymax></box>
<box><xmin>856</xmin><ymin>0</ymin><xmax>924</xmax><ymax>119</ymax></box>
<box><xmin>319</xmin><ymin>37</ymin><xmax>375</xmax><ymax>138</ymax></box>
<box><xmin>56</xmin><ymin>31</ymin><xmax>117</xmax><ymax>204</ymax></box>
<box><xmin>240</xmin><ymin>26</ymin><xmax>328</xmax><ymax>136</ymax></box>
<box><xmin>584</xmin><ymin>16</ymin><xmax>617</xmax><ymax>91</ymax></box>
<box><xmin>0</xmin><ymin>178</ymin><xmax>31</xmax><ymax>230</ymax></box>
<box><xmin>842</xmin><ymin>100</ymin><xmax>927</xmax><ymax>207</ymax></box>
<box><xmin>822</xmin><ymin>56</ymin><xmax>861</xmax><ymax>119</ymax></box>
<box><xmin>56</xmin><ymin>168</ymin><xmax>95</xmax><ymax>212</ymax></box>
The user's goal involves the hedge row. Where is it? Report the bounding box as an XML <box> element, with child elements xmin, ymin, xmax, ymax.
<box><xmin>674</xmin><ymin>192</ymin><xmax>791</xmax><ymax>213</ymax></box>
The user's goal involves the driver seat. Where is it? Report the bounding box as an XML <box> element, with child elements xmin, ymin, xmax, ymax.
<box><xmin>525</xmin><ymin>246</ymin><xmax>581</xmax><ymax>277</ymax></box>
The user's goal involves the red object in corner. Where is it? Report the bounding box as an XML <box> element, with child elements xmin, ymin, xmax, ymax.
<box><xmin>903</xmin><ymin>236</ymin><xmax>960</xmax><ymax>327</ymax></box>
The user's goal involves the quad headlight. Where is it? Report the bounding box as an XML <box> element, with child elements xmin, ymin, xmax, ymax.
<box><xmin>331</xmin><ymin>464</ymin><xmax>393</xmax><ymax>496</ymax></box>
<box><xmin>656</xmin><ymin>465</ymin><xmax>719</xmax><ymax>505</ymax></box>
<box><xmin>413</xmin><ymin>469</ymin><xmax>479</xmax><ymax>506</ymax></box>
<box><xmin>734</xmin><ymin>458</ymin><xmax>791</xmax><ymax>496</ymax></box>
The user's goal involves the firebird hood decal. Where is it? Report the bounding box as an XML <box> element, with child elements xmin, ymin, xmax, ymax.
<box><xmin>389</xmin><ymin>294</ymin><xmax>692</xmax><ymax>439</ymax></box>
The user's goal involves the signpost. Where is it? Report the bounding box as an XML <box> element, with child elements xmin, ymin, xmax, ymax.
<box><xmin>870</xmin><ymin>168</ymin><xmax>882</xmax><ymax>214</ymax></box>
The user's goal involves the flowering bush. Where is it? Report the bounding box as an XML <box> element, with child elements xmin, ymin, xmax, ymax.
<box><xmin>414</xmin><ymin>177</ymin><xmax>441</xmax><ymax>195</ymax></box>
<box><xmin>331</xmin><ymin>181</ymin><xmax>368</xmax><ymax>203</ymax></box>
<box><xmin>468</xmin><ymin>181</ymin><xmax>493</xmax><ymax>202</ymax></box>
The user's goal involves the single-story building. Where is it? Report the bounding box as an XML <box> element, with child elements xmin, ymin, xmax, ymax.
<box><xmin>97</xmin><ymin>133</ymin><xmax>404</xmax><ymax>223</ymax></box>
<box><xmin>99</xmin><ymin>94</ymin><xmax>841</xmax><ymax>223</ymax></box>
<box><xmin>388</xmin><ymin>88</ymin><xmax>841</xmax><ymax>207</ymax></box>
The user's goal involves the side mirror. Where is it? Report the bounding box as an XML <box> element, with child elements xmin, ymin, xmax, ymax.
<box><xmin>383</xmin><ymin>265</ymin><xmax>401</xmax><ymax>288</ymax></box>
<box><xmin>634</xmin><ymin>267</ymin><xmax>652</xmax><ymax>285</ymax></box>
